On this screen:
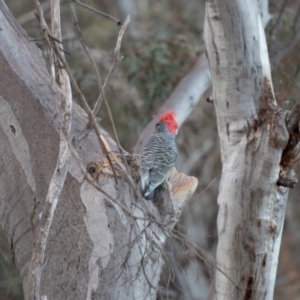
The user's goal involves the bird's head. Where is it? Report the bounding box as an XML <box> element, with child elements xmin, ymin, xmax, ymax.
<box><xmin>159</xmin><ymin>110</ymin><xmax>178</xmax><ymax>135</ymax></box>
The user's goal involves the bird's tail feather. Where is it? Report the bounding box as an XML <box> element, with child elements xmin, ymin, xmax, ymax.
<box><xmin>138</xmin><ymin>178</ymin><xmax>154</xmax><ymax>200</ymax></box>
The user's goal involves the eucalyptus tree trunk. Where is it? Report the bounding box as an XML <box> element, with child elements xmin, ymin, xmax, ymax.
<box><xmin>0</xmin><ymin>1</ymin><xmax>197</xmax><ymax>299</ymax></box>
<box><xmin>204</xmin><ymin>1</ymin><xmax>300</xmax><ymax>299</ymax></box>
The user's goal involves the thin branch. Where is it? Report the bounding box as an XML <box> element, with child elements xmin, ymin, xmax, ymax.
<box><xmin>18</xmin><ymin>0</ymin><xmax>68</xmax><ymax>25</ymax></box>
<box><xmin>75</xmin><ymin>15</ymin><xmax>130</xmax><ymax>143</ymax></box>
<box><xmin>33</xmin><ymin>0</ymin><xmax>52</xmax><ymax>61</ymax></box>
<box><xmin>70</xmin><ymin>1</ymin><xmax>104</xmax><ymax>101</ymax></box>
<box><xmin>27</xmin><ymin>0</ymin><xmax>72</xmax><ymax>299</ymax></box>
<box><xmin>70</xmin><ymin>2</ymin><xmax>129</xmax><ymax>178</ymax></box>
<box><xmin>70</xmin><ymin>3</ymin><xmax>131</xmax><ymax>176</ymax></box>
<box><xmin>55</xmin><ymin>39</ymin><xmax>119</xmax><ymax>184</ymax></box>
<box><xmin>74</xmin><ymin>0</ymin><xmax>122</xmax><ymax>25</ymax></box>
<box><xmin>18</xmin><ymin>1</ymin><xmax>51</xmax><ymax>25</ymax></box>
<box><xmin>92</xmin><ymin>16</ymin><xmax>130</xmax><ymax>115</ymax></box>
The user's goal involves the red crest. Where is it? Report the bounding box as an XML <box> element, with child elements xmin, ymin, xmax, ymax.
<box><xmin>159</xmin><ymin>110</ymin><xmax>178</xmax><ymax>134</ymax></box>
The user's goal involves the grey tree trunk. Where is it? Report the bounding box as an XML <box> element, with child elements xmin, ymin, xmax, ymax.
<box><xmin>0</xmin><ymin>1</ymin><xmax>197</xmax><ymax>299</ymax></box>
<box><xmin>204</xmin><ymin>0</ymin><xmax>300</xmax><ymax>299</ymax></box>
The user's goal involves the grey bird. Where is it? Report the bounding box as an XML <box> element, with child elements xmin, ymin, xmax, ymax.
<box><xmin>139</xmin><ymin>110</ymin><xmax>178</xmax><ymax>200</ymax></box>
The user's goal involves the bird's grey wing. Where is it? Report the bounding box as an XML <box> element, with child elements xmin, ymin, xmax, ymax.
<box><xmin>139</xmin><ymin>133</ymin><xmax>160</xmax><ymax>193</ymax></box>
<box><xmin>149</xmin><ymin>143</ymin><xmax>177</xmax><ymax>185</ymax></box>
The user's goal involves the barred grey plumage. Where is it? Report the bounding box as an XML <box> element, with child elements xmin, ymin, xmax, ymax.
<box><xmin>139</xmin><ymin>115</ymin><xmax>178</xmax><ymax>200</ymax></box>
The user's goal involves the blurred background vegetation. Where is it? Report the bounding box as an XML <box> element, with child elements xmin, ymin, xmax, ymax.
<box><xmin>1</xmin><ymin>0</ymin><xmax>300</xmax><ymax>299</ymax></box>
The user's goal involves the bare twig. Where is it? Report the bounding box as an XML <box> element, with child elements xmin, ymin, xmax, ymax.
<box><xmin>70</xmin><ymin>1</ymin><xmax>104</xmax><ymax>101</ymax></box>
<box><xmin>74</xmin><ymin>0</ymin><xmax>122</xmax><ymax>25</ymax></box>
<box><xmin>70</xmin><ymin>3</ymin><xmax>131</xmax><ymax>176</ymax></box>
<box><xmin>52</xmin><ymin>40</ymin><xmax>150</xmax><ymax>208</ymax></box>
<box><xmin>33</xmin><ymin>0</ymin><xmax>52</xmax><ymax>58</ymax></box>
<box><xmin>27</xmin><ymin>0</ymin><xmax>72</xmax><ymax>299</ymax></box>
<box><xmin>92</xmin><ymin>16</ymin><xmax>130</xmax><ymax>115</ymax></box>
<box><xmin>75</xmin><ymin>15</ymin><xmax>130</xmax><ymax>143</ymax></box>
<box><xmin>57</xmin><ymin>8</ymin><xmax>121</xmax><ymax>185</ymax></box>
<box><xmin>18</xmin><ymin>1</ymin><xmax>51</xmax><ymax>25</ymax></box>
<box><xmin>18</xmin><ymin>0</ymin><xmax>68</xmax><ymax>25</ymax></box>
<box><xmin>55</xmin><ymin>39</ymin><xmax>120</xmax><ymax>184</ymax></box>
<box><xmin>93</xmin><ymin>17</ymin><xmax>131</xmax><ymax>175</ymax></box>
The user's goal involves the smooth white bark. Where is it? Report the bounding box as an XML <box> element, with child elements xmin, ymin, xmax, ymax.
<box><xmin>257</xmin><ymin>0</ymin><xmax>271</xmax><ymax>27</ymax></box>
<box><xmin>204</xmin><ymin>0</ymin><xmax>291</xmax><ymax>299</ymax></box>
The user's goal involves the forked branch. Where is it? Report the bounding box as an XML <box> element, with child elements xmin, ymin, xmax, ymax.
<box><xmin>27</xmin><ymin>0</ymin><xmax>72</xmax><ymax>299</ymax></box>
